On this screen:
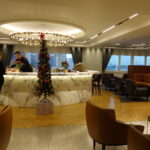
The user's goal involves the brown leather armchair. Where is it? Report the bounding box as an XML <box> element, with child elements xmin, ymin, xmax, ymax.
<box><xmin>124</xmin><ymin>79</ymin><xmax>149</xmax><ymax>100</ymax></box>
<box><xmin>86</xmin><ymin>101</ymin><xmax>144</xmax><ymax>150</ymax></box>
<box><xmin>128</xmin><ymin>125</ymin><xmax>150</xmax><ymax>150</ymax></box>
<box><xmin>0</xmin><ymin>106</ymin><xmax>13</xmax><ymax>150</ymax></box>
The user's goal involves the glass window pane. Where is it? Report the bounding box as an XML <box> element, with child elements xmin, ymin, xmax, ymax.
<box><xmin>49</xmin><ymin>53</ymin><xmax>74</xmax><ymax>69</ymax></box>
<box><xmin>9</xmin><ymin>53</ymin><xmax>16</xmax><ymax>66</ymax></box>
<box><xmin>146</xmin><ymin>56</ymin><xmax>150</xmax><ymax>66</ymax></box>
<box><xmin>27</xmin><ymin>52</ymin><xmax>38</xmax><ymax>70</ymax></box>
<box><xmin>49</xmin><ymin>53</ymin><xmax>59</xmax><ymax>68</ymax></box>
<box><xmin>60</xmin><ymin>53</ymin><xmax>74</xmax><ymax>69</ymax></box>
<box><xmin>120</xmin><ymin>55</ymin><xmax>131</xmax><ymax>71</ymax></box>
<box><xmin>10</xmin><ymin>52</ymin><xmax>74</xmax><ymax>70</ymax></box>
<box><xmin>134</xmin><ymin>56</ymin><xmax>145</xmax><ymax>65</ymax></box>
<box><xmin>106</xmin><ymin>55</ymin><xmax>119</xmax><ymax>71</ymax></box>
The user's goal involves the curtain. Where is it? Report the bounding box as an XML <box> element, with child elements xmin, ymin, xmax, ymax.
<box><xmin>102</xmin><ymin>48</ymin><xmax>113</xmax><ymax>73</ymax></box>
<box><xmin>0</xmin><ymin>44</ymin><xmax>3</xmax><ymax>52</ymax></box>
<box><xmin>70</xmin><ymin>47</ymin><xmax>83</xmax><ymax>64</ymax></box>
<box><xmin>1</xmin><ymin>45</ymin><xmax>14</xmax><ymax>67</ymax></box>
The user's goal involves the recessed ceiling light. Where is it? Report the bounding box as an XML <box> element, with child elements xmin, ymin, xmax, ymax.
<box><xmin>102</xmin><ymin>25</ymin><xmax>116</xmax><ymax>33</ymax></box>
<box><xmin>89</xmin><ymin>34</ymin><xmax>98</xmax><ymax>40</ymax></box>
<box><xmin>75</xmin><ymin>40</ymin><xmax>87</xmax><ymax>44</ymax></box>
<box><xmin>140</xmin><ymin>43</ymin><xmax>146</xmax><ymax>46</ymax></box>
<box><xmin>115</xmin><ymin>43</ymin><xmax>121</xmax><ymax>46</ymax></box>
<box><xmin>129</xmin><ymin>13</ymin><xmax>139</xmax><ymax>19</ymax></box>
<box><xmin>132</xmin><ymin>43</ymin><xmax>146</xmax><ymax>47</ymax></box>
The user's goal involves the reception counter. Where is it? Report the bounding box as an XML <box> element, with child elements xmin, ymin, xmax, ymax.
<box><xmin>0</xmin><ymin>71</ymin><xmax>95</xmax><ymax>107</ymax></box>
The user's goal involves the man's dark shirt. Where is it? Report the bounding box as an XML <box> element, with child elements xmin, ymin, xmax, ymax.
<box><xmin>0</xmin><ymin>60</ymin><xmax>5</xmax><ymax>91</ymax></box>
<box><xmin>0</xmin><ymin>60</ymin><xmax>5</xmax><ymax>77</ymax></box>
<box><xmin>10</xmin><ymin>57</ymin><xmax>33</xmax><ymax>72</ymax></box>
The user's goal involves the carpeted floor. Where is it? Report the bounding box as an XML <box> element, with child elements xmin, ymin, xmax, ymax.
<box><xmin>7</xmin><ymin>121</ymin><xmax>149</xmax><ymax>150</ymax></box>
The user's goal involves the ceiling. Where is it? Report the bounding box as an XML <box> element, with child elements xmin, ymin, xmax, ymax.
<box><xmin>0</xmin><ymin>0</ymin><xmax>150</xmax><ymax>48</ymax></box>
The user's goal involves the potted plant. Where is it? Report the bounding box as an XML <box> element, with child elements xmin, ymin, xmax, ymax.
<box><xmin>61</xmin><ymin>60</ymin><xmax>69</xmax><ymax>73</ymax></box>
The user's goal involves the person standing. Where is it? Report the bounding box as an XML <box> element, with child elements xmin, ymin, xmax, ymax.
<box><xmin>10</xmin><ymin>51</ymin><xmax>33</xmax><ymax>72</ymax></box>
<box><xmin>0</xmin><ymin>52</ymin><xmax>5</xmax><ymax>91</ymax></box>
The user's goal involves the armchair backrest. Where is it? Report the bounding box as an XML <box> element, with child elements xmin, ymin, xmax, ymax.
<box><xmin>115</xmin><ymin>78</ymin><xmax>123</xmax><ymax>91</ymax></box>
<box><xmin>125</xmin><ymin>79</ymin><xmax>136</xmax><ymax>95</ymax></box>
<box><xmin>92</xmin><ymin>74</ymin><xmax>102</xmax><ymax>82</ymax></box>
<box><xmin>0</xmin><ymin>106</ymin><xmax>12</xmax><ymax>150</ymax></box>
<box><xmin>86</xmin><ymin>101</ymin><xmax>128</xmax><ymax>145</ymax></box>
<box><xmin>128</xmin><ymin>125</ymin><xmax>150</xmax><ymax>150</ymax></box>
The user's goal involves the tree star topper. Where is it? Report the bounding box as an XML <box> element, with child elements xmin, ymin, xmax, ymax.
<box><xmin>40</xmin><ymin>33</ymin><xmax>45</xmax><ymax>39</ymax></box>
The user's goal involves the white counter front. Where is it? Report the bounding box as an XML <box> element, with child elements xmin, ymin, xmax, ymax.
<box><xmin>0</xmin><ymin>73</ymin><xmax>92</xmax><ymax>107</ymax></box>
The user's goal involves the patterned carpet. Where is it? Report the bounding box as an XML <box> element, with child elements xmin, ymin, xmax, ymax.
<box><xmin>7</xmin><ymin>121</ymin><xmax>148</xmax><ymax>150</ymax></box>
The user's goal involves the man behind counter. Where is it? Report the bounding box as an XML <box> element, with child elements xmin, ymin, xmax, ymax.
<box><xmin>0</xmin><ymin>52</ymin><xmax>5</xmax><ymax>91</ymax></box>
<box><xmin>10</xmin><ymin>51</ymin><xmax>33</xmax><ymax>72</ymax></box>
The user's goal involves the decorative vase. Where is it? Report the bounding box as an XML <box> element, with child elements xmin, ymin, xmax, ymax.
<box><xmin>64</xmin><ymin>69</ymin><xmax>68</xmax><ymax>74</ymax></box>
<box><xmin>16</xmin><ymin>68</ymin><xmax>20</xmax><ymax>72</ymax></box>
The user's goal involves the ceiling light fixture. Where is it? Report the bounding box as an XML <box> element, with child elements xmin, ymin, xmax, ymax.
<box><xmin>79</xmin><ymin>12</ymin><xmax>139</xmax><ymax>44</ymax></box>
<box><xmin>102</xmin><ymin>25</ymin><xmax>116</xmax><ymax>33</ymax></box>
<box><xmin>75</xmin><ymin>41</ymin><xmax>87</xmax><ymax>44</ymax></box>
<box><xmin>9</xmin><ymin>32</ymin><xmax>74</xmax><ymax>47</ymax></box>
<box><xmin>132</xmin><ymin>43</ymin><xmax>146</xmax><ymax>47</ymax></box>
<box><xmin>75</xmin><ymin>40</ymin><xmax>87</xmax><ymax>44</ymax></box>
<box><xmin>129</xmin><ymin>13</ymin><xmax>139</xmax><ymax>19</ymax></box>
<box><xmin>89</xmin><ymin>34</ymin><xmax>99</xmax><ymax>40</ymax></box>
<box><xmin>115</xmin><ymin>43</ymin><xmax>121</xmax><ymax>46</ymax></box>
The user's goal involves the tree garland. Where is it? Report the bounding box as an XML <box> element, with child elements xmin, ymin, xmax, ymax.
<box><xmin>35</xmin><ymin>34</ymin><xmax>54</xmax><ymax>98</ymax></box>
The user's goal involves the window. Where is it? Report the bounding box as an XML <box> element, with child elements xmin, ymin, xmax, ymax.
<box><xmin>27</xmin><ymin>53</ymin><xmax>74</xmax><ymax>69</ymax></box>
<box><xmin>146</xmin><ymin>56</ymin><xmax>150</xmax><ymax>66</ymax></box>
<box><xmin>133</xmin><ymin>56</ymin><xmax>145</xmax><ymax>65</ymax></box>
<box><xmin>9</xmin><ymin>52</ymin><xmax>74</xmax><ymax>70</ymax></box>
<box><xmin>61</xmin><ymin>53</ymin><xmax>74</xmax><ymax>69</ymax></box>
<box><xmin>106</xmin><ymin>55</ymin><xmax>147</xmax><ymax>71</ymax></box>
<box><xmin>120</xmin><ymin>55</ymin><xmax>131</xmax><ymax>71</ymax></box>
<box><xmin>106</xmin><ymin>55</ymin><xmax>119</xmax><ymax>71</ymax></box>
<box><xmin>49</xmin><ymin>53</ymin><xmax>59</xmax><ymax>68</ymax></box>
<box><xmin>49</xmin><ymin>53</ymin><xmax>74</xmax><ymax>69</ymax></box>
<box><xmin>27</xmin><ymin>52</ymin><xmax>38</xmax><ymax>69</ymax></box>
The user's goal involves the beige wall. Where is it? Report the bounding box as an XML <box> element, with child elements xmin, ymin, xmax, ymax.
<box><xmin>14</xmin><ymin>45</ymin><xmax>71</xmax><ymax>53</ymax></box>
<box><xmin>82</xmin><ymin>47</ymin><xmax>102</xmax><ymax>72</ymax></box>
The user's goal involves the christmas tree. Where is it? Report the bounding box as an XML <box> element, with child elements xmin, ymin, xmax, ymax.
<box><xmin>35</xmin><ymin>33</ymin><xmax>54</xmax><ymax>98</ymax></box>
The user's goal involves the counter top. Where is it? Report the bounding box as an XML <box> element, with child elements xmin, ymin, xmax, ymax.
<box><xmin>5</xmin><ymin>70</ymin><xmax>99</xmax><ymax>76</ymax></box>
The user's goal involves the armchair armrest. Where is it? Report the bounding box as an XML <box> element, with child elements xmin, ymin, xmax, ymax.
<box><xmin>131</xmin><ymin>124</ymin><xmax>144</xmax><ymax>133</ymax></box>
<box><xmin>116</xmin><ymin>120</ymin><xmax>144</xmax><ymax>133</ymax></box>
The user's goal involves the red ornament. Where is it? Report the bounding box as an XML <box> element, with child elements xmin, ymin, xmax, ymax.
<box><xmin>46</xmin><ymin>55</ymin><xmax>49</xmax><ymax>59</ymax></box>
<box><xmin>40</xmin><ymin>33</ymin><xmax>45</xmax><ymax>39</ymax></box>
<box><xmin>15</xmin><ymin>60</ymin><xmax>21</xmax><ymax>63</ymax></box>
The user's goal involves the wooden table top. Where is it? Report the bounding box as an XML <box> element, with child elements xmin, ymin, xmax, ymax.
<box><xmin>136</xmin><ymin>81</ymin><xmax>150</xmax><ymax>87</ymax></box>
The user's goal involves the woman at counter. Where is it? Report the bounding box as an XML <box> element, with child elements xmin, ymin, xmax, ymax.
<box><xmin>9</xmin><ymin>51</ymin><xmax>33</xmax><ymax>72</ymax></box>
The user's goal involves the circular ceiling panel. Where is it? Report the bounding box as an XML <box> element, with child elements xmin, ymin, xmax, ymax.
<box><xmin>1</xmin><ymin>21</ymin><xmax>85</xmax><ymax>39</ymax></box>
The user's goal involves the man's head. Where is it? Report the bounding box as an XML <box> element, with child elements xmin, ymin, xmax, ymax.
<box><xmin>15</xmin><ymin>51</ymin><xmax>21</xmax><ymax>59</ymax></box>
